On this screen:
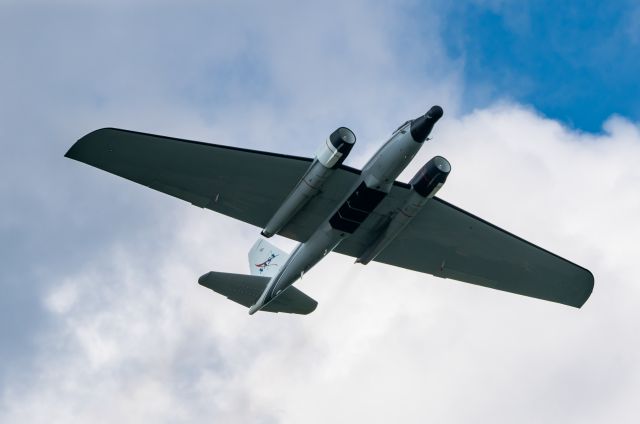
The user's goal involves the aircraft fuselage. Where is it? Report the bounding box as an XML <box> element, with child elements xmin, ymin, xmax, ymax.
<box><xmin>249</xmin><ymin>106</ymin><xmax>443</xmax><ymax>314</ymax></box>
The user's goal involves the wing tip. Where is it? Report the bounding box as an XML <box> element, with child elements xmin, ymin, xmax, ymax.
<box><xmin>573</xmin><ymin>268</ymin><xmax>594</xmax><ymax>308</ymax></box>
<box><xmin>64</xmin><ymin>127</ymin><xmax>119</xmax><ymax>161</ymax></box>
<box><xmin>197</xmin><ymin>272</ymin><xmax>213</xmax><ymax>286</ymax></box>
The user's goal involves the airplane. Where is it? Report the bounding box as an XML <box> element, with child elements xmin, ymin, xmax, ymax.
<box><xmin>65</xmin><ymin>105</ymin><xmax>594</xmax><ymax>315</ymax></box>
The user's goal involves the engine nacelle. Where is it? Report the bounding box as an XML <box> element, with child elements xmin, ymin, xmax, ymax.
<box><xmin>315</xmin><ymin>127</ymin><xmax>356</xmax><ymax>168</ymax></box>
<box><xmin>409</xmin><ymin>155</ymin><xmax>450</xmax><ymax>199</ymax></box>
<box><xmin>356</xmin><ymin>156</ymin><xmax>451</xmax><ymax>264</ymax></box>
<box><xmin>261</xmin><ymin>127</ymin><xmax>356</xmax><ymax>238</ymax></box>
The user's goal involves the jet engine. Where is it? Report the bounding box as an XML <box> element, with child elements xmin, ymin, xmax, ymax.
<box><xmin>261</xmin><ymin>127</ymin><xmax>356</xmax><ymax>237</ymax></box>
<box><xmin>315</xmin><ymin>126</ymin><xmax>356</xmax><ymax>168</ymax></box>
<box><xmin>409</xmin><ymin>155</ymin><xmax>450</xmax><ymax>199</ymax></box>
<box><xmin>356</xmin><ymin>156</ymin><xmax>451</xmax><ymax>264</ymax></box>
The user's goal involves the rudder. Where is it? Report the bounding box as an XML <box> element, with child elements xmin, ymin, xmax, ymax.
<box><xmin>248</xmin><ymin>239</ymin><xmax>289</xmax><ymax>277</ymax></box>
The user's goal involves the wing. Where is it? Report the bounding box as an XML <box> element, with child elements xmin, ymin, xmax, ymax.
<box><xmin>335</xmin><ymin>187</ymin><xmax>594</xmax><ymax>308</ymax></box>
<box><xmin>68</xmin><ymin>128</ymin><xmax>593</xmax><ymax>308</ymax></box>
<box><xmin>65</xmin><ymin>128</ymin><xmax>360</xmax><ymax>242</ymax></box>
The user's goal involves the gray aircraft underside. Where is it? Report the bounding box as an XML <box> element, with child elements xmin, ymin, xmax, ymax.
<box><xmin>65</xmin><ymin>106</ymin><xmax>593</xmax><ymax>315</ymax></box>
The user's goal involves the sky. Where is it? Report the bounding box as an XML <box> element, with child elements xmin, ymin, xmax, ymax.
<box><xmin>440</xmin><ymin>1</ymin><xmax>640</xmax><ymax>132</ymax></box>
<box><xmin>1</xmin><ymin>1</ymin><xmax>639</xmax><ymax>423</ymax></box>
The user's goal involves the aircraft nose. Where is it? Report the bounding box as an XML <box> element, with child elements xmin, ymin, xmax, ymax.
<box><xmin>425</xmin><ymin>105</ymin><xmax>443</xmax><ymax>120</ymax></box>
<box><xmin>410</xmin><ymin>105</ymin><xmax>444</xmax><ymax>143</ymax></box>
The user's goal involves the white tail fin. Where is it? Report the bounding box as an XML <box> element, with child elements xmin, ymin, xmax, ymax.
<box><xmin>248</xmin><ymin>239</ymin><xmax>290</xmax><ymax>277</ymax></box>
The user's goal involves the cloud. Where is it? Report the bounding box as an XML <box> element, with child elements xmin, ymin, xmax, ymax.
<box><xmin>4</xmin><ymin>105</ymin><xmax>640</xmax><ymax>423</ymax></box>
<box><xmin>0</xmin><ymin>0</ymin><xmax>453</xmax><ymax>381</ymax></box>
<box><xmin>2</xmin><ymin>1</ymin><xmax>639</xmax><ymax>423</ymax></box>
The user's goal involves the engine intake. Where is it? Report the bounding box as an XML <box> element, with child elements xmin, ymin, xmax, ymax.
<box><xmin>316</xmin><ymin>127</ymin><xmax>356</xmax><ymax>168</ymax></box>
<box><xmin>409</xmin><ymin>155</ymin><xmax>451</xmax><ymax>198</ymax></box>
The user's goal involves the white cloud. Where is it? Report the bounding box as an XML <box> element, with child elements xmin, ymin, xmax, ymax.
<box><xmin>4</xmin><ymin>104</ymin><xmax>640</xmax><ymax>423</ymax></box>
<box><xmin>1</xmin><ymin>1</ymin><xmax>639</xmax><ymax>423</ymax></box>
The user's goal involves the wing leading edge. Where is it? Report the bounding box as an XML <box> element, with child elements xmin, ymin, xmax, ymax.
<box><xmin>66</xmin><ymin>128</ymin><xmax>593</xmax><ymax>308</ymax></box>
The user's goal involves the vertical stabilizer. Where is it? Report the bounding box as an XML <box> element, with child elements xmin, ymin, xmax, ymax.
<box><xmin>248</xmin><ymin>239</ymin><xmax>289</xmax><ymax>277</ymax></box>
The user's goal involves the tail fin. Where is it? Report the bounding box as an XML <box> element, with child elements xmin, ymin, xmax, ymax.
<box><xmin>248</xmin><ymin>239</ymin><xmax>289</xmax><ymax>277</ymax></box>
<box><xmin>198</xmin><ymin>271</ymin><xmax>317</xmax><ymax>315</ymax></box>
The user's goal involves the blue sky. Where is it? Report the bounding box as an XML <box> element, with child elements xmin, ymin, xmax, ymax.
<box><xmin>436</xmin><ymin>1</ymin><xmax>640</xmax><ymax>132</ymax></box>
<box><xmin>1</xmin><ymin>1</ymin><xmax>639</xmax><ymax>422</ymax></box>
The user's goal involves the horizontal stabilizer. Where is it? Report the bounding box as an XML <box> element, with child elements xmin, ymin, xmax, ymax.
<box><xmin>198</xmin><ymin>271</ymin><xmax>317</xmax><ymax>315</ymax></box>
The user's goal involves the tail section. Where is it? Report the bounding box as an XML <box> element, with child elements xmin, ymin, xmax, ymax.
<box><xmin>248</xmin><ymin>239</ymin><xmax>289</xmax><ymax>277</ymax></box>
<box><xmin>198</xmin><ymin>271</ymin><xmax>317</xmax><ymax>315</ymax></box>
